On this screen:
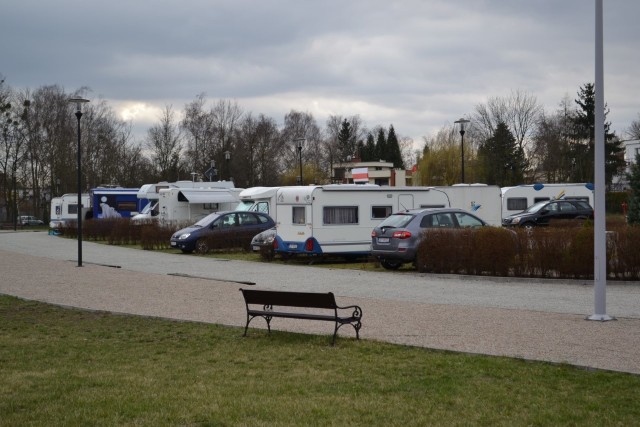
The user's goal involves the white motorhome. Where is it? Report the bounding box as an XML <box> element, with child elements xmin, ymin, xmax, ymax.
<box><xmin>501</xmin><ymin>183</ymin><xmax>595</xmax><ymax>218</ymax></box>
<box><xmin>273</xmin><ymin>185</ymin><xmax>450</xmax><ymax>256</ymax></box>
<box><xmin>49</xmin><ymin>193</ymin><xmax>92</xmax><ymax>229</ymax></box>
<box><xmin>237</xmin><ymin>187</ymin><xmax>280</xmax><ymax>216</ymax></box>
<box><xmin>435</xmin><ymin>184</ymin><xmax>502</xmax><ymax>226</ymax></box>
<box><xmin>157</xmin><ymin>187</ymin><xmax>242</xmax><ymax>224</ymax></box>
<box><xmin>132</xmin><ymin>180</ymin><xmax>237</xmax><ymax>223</ymax></box>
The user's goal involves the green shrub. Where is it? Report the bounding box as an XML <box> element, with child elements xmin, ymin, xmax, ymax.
<box><xmin>606</xmin><ymin>192</ymin><xmax>629</xmax><ymax>214</ymax></box>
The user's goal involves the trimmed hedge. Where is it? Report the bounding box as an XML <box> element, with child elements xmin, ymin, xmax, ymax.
<box><xmin>58</xmin><ymin>218</ymin><xmax>640</xmax><ymax>280</ymax></box>
<box><xmin>415</xmin><ymin>222</ymin><xmax>640</xmax><ymax>280</ymax></box>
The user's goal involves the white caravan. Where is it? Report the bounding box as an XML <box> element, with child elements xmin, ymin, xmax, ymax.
<box><xmin>273</xmin><ymin>185</ymin><xmax>450</xmax><ymax>256</ymax></box>
<box><xmin>132</xmin><ymin>180</ymin><xmax>237</xmax><ymax>223</ymax></box>
<box><xmin>501</xmin><ymin>183</ymin><xmax>594</xmax><ymax>218</ymax></box>
<box><xmin>49</xmin><ymin>193</ymin><xmax>92</xmax><ymax>229</ymax></box>
<box><xmin>435</xmin><ymin>184</ymin><xmax>503</xmax><ymax>226</ymax></box>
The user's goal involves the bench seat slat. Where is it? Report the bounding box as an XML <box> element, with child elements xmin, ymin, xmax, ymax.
<box><xmin>247</xmin><ymin>310</ymin><xmax>357</xmax><ymax>323</ymax></box>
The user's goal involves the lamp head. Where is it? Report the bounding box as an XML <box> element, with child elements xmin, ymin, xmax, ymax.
<box><xmin>68</xmin><ymin>98</ymin><xmax>90</xmax><ymax>112</ymax></box>
<box><xmin>454</xmin><ymin>118</ymin><xmax>470</xmax><ymax>133</ymax></box>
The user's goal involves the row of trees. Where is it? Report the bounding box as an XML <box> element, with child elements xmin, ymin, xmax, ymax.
<box><xmin>417</xmin><ymin>84</ymin><xmax>628</xmax><ymax>188</ymax></box>
<box><xmin>0</xmin><ymin>78</ymin><xmax>410</xmax><ymax>222</ymax></box>
<box><xmin>2</xmin><ymin>74</ymin><xmax>639</xmax><ymax>223</ymax></box>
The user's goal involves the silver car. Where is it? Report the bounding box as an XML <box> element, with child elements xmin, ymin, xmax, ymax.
<box><xmin>371</xmin><ymin>208</ymin><xmax>487</xmax><ymax>270</ymax></box>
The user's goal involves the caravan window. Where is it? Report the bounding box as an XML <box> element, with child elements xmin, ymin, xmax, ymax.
<box><xmin>371</xmin><ymin>206</ymin><xmax>392</xmax><ymax>219</ymax></box>
<box><xmin>68</xmin><ymin>204</ymin><xmax>79</xmax><ymax>214</ymax></box>
<box><xmin>506</xmin><ymin>197</ymin><xmax>528</xmax><ymax>211</ymax></box>
<box><xmin>533</xmin><ymin>197</ymin><xmax>550</xmax><ymax>204</ymax></box>
<box><xmin>292</xmin><ymin>206</ymin><xmax>305</xmax><ymax>225</ymax></box>
<box><xmin>323</xmin><ymin>206</ymin><xmax>358</xmax><ymax>225</ymax></box>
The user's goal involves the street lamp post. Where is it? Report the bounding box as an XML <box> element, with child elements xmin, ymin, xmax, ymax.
<box><xmin>294</xmin><ymin>138</ymin><xmax>305</xmax><ymax>185</ymax></box>
<box><xmin>454</xmin><ymin>118</ymin><xmax>470</xmax><ymax>183</ymax></box>
<box><xmin>224</xmin><ymin>150</ymin><xmax>231</xmax><ymax>181</ymax></box>
<box><xmin>68</xmin><ymin>97</ymin><xmax>90</xmax><ymax>267</ymax></box>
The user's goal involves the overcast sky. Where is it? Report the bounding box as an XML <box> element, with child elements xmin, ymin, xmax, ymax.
<box><xmin>2</xmin><ymin>0</ymin><xmax>639</xmax><ymax>148</ymax></box>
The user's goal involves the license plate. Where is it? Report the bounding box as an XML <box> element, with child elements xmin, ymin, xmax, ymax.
<box><xmin>170</xmin><ymin>241</ymin><xmax>176</xmax><ymax>246</ymax></box>
<box><xmin>288</xmin><ymin>243</ymin><xmax>297</xmax><ymax>249</ymax></box>
<box><xmin>377</xmin><ymin>237</ymin><xmax>390</xmax><ymax>243</ymax></box>
<box><xmin>252</xmin><ymin>245</ymin><xmax>260</xmax><ymax>251</ymax></box>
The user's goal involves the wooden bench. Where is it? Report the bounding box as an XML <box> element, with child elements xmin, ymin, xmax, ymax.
<box><xmin>239</xmin><ymin>288</ymin><xmax>363</xmax><ymax>345</ymax></box>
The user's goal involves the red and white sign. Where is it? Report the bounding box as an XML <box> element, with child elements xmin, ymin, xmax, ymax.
<box><xmin>351</xmin><ymin>167</ymin><xmax>369</xmax><ymax>183</ymax></box>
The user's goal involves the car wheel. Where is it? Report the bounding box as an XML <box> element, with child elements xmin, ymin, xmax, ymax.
<box><xmin>195</xmin><ymin>239</ymin><xmax>209</xmax><ymax>254</ymax></box>
<box><xmin>380</xmin><ymin>258</ymin><xmax>403</xmax><ymax>270</ymax></box>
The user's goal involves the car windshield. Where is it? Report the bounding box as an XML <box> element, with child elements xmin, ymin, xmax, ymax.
<box><xmin>523</xmin><ymin>201</ymin><xmax>549</xmax><ymax>214</ymax></box>
<box><xmin>193</xmin><ymin>212</ymin><xmax>221</xmax><ymax>227</ymax></box>
<box><xmin>378</xmin><ymin>213</ymin><xmax>414</xmax><ymax>228</ymax></box>
<box><xmin>235</xmin><ymin>201</ymin><xmax>253</xmax><ymax>211</ymax></box>
<box><xmin>139</xmin><ymin>201</ymin><xmax>157</xmax><ymax>215</ymax></box>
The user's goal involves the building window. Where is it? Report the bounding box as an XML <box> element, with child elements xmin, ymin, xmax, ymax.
<box><xmin>371</xmin><ymin>206</ymin><xmax>392</xmax><ymax>219</ymax></box>
<box><xmin>323</xmin><ymin>206</ymin><xmax>358</xmax><ymax>225</ymax></box>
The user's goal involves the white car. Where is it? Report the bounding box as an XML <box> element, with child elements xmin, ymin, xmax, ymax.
<box><xmin>20</xmin><ymin>216</ymin><xmax>45</xmax><ymax>226</ymax></box>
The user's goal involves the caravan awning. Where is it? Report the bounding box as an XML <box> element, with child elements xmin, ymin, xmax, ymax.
<box><xmin>178</xmin><ymin>190</ymin><xmax>237</xmax><ymax>204</ymax></box>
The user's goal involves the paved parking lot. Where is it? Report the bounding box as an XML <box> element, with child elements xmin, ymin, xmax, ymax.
<box><xmin>1</xmin><ymin>230</ymin><xmax>639</xmax><ymax>374</ymax></box>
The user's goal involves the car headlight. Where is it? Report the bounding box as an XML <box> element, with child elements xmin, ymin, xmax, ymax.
<box><xmin>178</xmin><ymin>233</ymin><xmax>191</xmax><ymax>240</ymax></box>
<box><xmin>512</xmin><ymin>217</ymin><xmax>520</xmax><ymax>224</ymax></box>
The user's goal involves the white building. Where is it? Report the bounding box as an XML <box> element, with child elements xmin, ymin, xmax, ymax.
<box><xmin>331</xmin><ymin>160</ymin><xmax>413</xmax><ymax>186</ymax></box>
<box><xmin>612</xmin><ymin>139</ymin><xmax>640</xmax><ymax>190</ymax></box>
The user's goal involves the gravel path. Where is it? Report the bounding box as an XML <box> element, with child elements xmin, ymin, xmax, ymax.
<box><xmin>1</xmin><ymin>230</ymin><xmax>639</xmax><ymax>375</ymax></box>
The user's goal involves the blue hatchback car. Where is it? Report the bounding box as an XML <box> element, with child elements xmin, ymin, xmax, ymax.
<box><xmin>170</xmin><ymin>211</ymin><xmax>275</xmax><ymax>254</ymax></box>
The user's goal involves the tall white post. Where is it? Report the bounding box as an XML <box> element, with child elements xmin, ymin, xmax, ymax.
<box><xmin>588</xmin><ymin>0</ymin><xmax>613</xmax><ymax>321</ymax></box>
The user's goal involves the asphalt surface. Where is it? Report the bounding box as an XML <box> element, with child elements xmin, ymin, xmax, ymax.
<box><xmin>1</xmin><ymin>230</ymin><xmax>639</xmax><ymax>374</ymax></box>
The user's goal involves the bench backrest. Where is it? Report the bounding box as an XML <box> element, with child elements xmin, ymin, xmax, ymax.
<box><xmin>240</xmin><ymin>289</ymin><xmax>338</xmax><ymax>309</ymax></box>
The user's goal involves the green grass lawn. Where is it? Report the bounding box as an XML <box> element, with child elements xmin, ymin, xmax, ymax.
<box><xmin>1</xmin><ymin>295</ymin><xmax>639</xmax><ymax>426</ymax></box>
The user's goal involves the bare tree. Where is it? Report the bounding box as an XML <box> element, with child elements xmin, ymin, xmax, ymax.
<box><xmin>282</xmin><ymin>110</ymin><xmax>322</xmax><ymax>183</ymax></box>
<box><xmin>235</xmin><ymin>113</ymin><xmax>283</xmax><ymax>186</ymax></box>
<box><xmin>182</xmin><ymin>93</ymin><xmax>214</xmax><ymax>176</ymax></box>
<box><xmin>210</xmin><ymin>99</ymin><xmax>243</xmax><ymax>179</ymax></box>
<box><xmin>627</xmin><ymin>114</ymin><xmax>640</xmax><ymax>140</ymax></box>
<box><xmin>472</xmin><ymin>89</ymin><xmax>542</xmax><ymax>152</ymax></box>
<box><xmin>528</xmin><ymin>96</ymin><xmax>574</xmax><ymax>182</ymax></box>
<box><xmin>145</xmin><ymin>105</ymin><xmax>183</xmax><ymax>181</ymax></box>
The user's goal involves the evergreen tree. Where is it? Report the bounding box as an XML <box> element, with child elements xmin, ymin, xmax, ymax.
<box><xmin>375</xmin><ymin>128</ymin><xmax>387</xmax><ymax>161</ymax></box>
<box><xmin>361</xmin><ymin>133</ymin><xmax>375</xmax><ymax>161</ymax></box>
<box><xmin>627</xmin><ymin>152</ymin><xmax>640</xmax><ymax>225</ymax></box>
<box><xmin>386</xmin><ymin>125</ymin><xmax>405</xmax><ymax>169</ymax></box>
<box><xmin>356</xmin><ymin>140</ymin><xmax>365</xmax><ymax>162</ymax></box>
<box><xmin>570</xmin><ymin>83</ymin><xmax>625</xmax><ymax>184</ymax></box>
<box><xmin>337</xmin><ymin>119</ymin><xmax>355</xmax><ymax>161</ymax></box>
<box><xmin>477</xmin><ymin>121</ymin><xmax>526</xmax><ymax>186</ymax></box>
